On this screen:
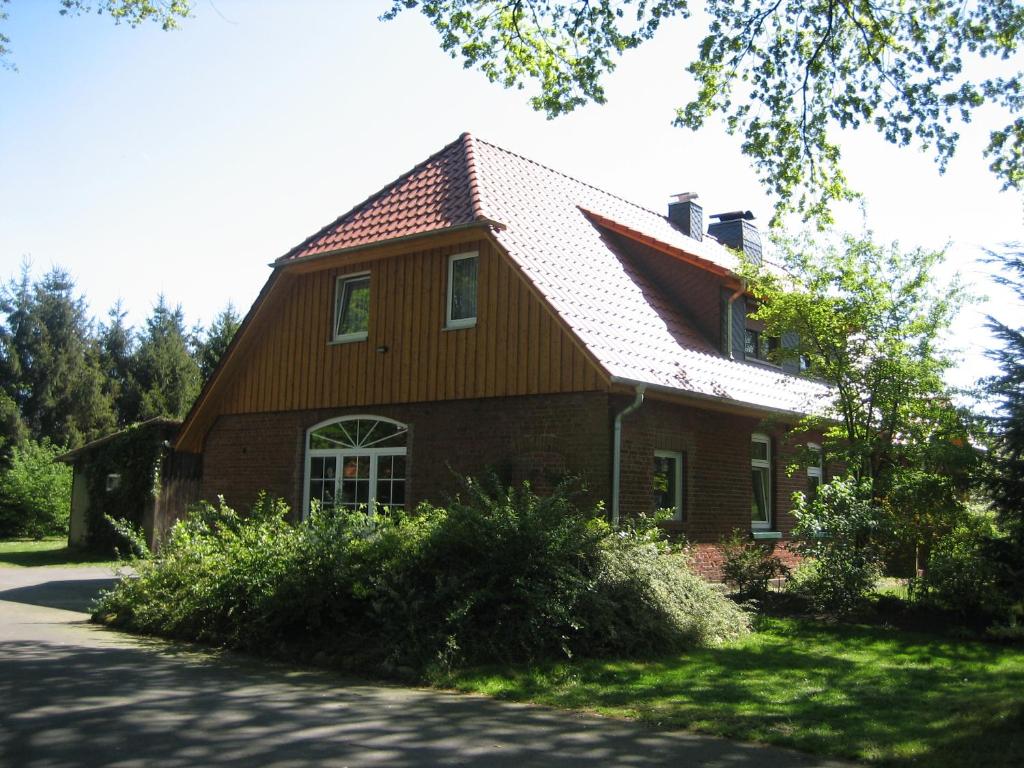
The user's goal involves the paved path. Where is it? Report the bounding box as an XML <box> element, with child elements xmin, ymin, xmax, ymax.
<box><xmin>0</xmin><ymin>566</ymin><xmax>853</xmax><ymax>767</ymax></box>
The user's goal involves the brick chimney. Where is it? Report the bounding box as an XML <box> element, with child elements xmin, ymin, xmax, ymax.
<box><xmin>667</xmin><ymin>192</ymin><xmax>703</xmax><ymax>241</ymax></box>
<box><xmin>708</xmin><ymin>210</ymin><xmax>761</xmax><ymax>263</ymax></box>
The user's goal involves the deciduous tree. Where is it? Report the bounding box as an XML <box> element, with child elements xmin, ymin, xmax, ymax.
<box><xmin>388</xmin><ymin>0</ymin><xmax>1024</xmax><ymax>222</ymax></box>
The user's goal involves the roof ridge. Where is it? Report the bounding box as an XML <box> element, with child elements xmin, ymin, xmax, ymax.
<box><xmin>461</xmin><ymin>132</ymin><xmax>487</xmax><ymax>221</ymax></box>
<box><xmin>472</xmin><ymin>134</ymin><xmax>670</xmax><ymax>222</ymax></box>
<box><xmin>278</xmin><ymin>133</ymin><xmax>470</xmax><ymax>262</ymax></box>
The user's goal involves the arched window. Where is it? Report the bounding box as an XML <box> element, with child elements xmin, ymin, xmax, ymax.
<box><xmin>303</xmin><ymin>416</ymin><xmax>407</xmax><ymax>516</ymax></box>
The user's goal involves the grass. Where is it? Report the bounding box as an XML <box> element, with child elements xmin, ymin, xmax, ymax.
<box><xmin>435</xmin><ymin>616</ymin><xmax>1024</xmax><ymax>767</ymax></box>
<box><xmin>0</xmin><ymin>537</ymin><xmax>118</xmax><ymax>568</ymax></box>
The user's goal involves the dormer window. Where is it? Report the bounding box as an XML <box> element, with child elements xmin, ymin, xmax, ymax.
<box><xmin>744</xmin><ymin>328</ymin><xmax>779</xmax><ymax>363</ymax></box>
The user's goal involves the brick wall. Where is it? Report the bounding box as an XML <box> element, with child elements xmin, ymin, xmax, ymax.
<box><xmin>200</xmin><ymin>392</ymin><xmax>611</xmax><ymax>519</ymax></box>
<box><xmin>199</xmin><ymin>389</ymin><xmax>825</xmax><ymax>582</ymax></box>
<box><xmin>616</xmin><ymin>395</ymin><xmax>824</xmax><ymax>551</ymax></box>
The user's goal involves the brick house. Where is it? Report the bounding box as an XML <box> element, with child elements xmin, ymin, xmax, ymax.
<box><xmin>172</xmin><ymin>133</ymin><xmax>831</xmax><ymax>576</ymax></box>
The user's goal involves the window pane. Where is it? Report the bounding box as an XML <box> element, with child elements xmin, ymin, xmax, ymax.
<box><xmin>652</xmin><ymin>455</ymin><xmax>677</xmax><ymax>513</ymax></box>
<box><xmin>751</xmin><ymin>440</ymin><xmax>768</xmax><ymax>461</ymax></box>
<box><xmin>744</xmin><ymin>329</ymin><xmax>758</xmax><ymax>358</ymax></box>
<box><xmin>752</xmin><ymin>467</ymin><xmax>770</xmax><ymax>522</ymax></box>
<box><xmin>336</xmin><ymin>277</ymin><xmax>370</xmax><ymax>338</ymax></box>
<box><xmin>809</xmin><ymin>447</ymin><xmax>822</xmax><ymax>469</ymax></box>
<box><xmin>808</xmin><ymin>475</ymin><xmax>821</xmax><ymax>498</ymax></box>
<box><xmin>450</xmin><ymin>256</ymin><xmax>478</xmax><ymax>321</ymax></box>
<box><xmin>308</xmin><ymin>456</ymin><xmax>338</xmax><ymax>513</ymax></box>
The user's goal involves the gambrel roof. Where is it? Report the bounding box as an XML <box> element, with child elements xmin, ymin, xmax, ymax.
<box><xmin>279</xmin><ymin>133</ymin><xmax>829</xmax><ymax>417</ymax></box>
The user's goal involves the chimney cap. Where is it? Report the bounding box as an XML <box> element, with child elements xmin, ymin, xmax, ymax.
<box><xmin>671</xmin><ymin>192</ymin><xmax>699</xmax><ymax>204</ymax></box>
<box><xmin>710</xmin><ymin>210</ymin><xmax>755</xmax><ymax>222</ymax></box>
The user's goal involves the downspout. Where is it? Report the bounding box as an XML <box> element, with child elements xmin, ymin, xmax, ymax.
<box><xmin>725</xmin><ymin>280</ymin><xmax>747</xmax><ymax>360</ymax></box>
<box><xmin>612</xmin><ymin>384</ymin><xmax>646</xmax><ymax>527</ymax></box>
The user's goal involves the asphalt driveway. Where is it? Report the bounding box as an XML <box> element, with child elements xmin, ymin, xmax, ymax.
<box><xmin>0</xmin><ymin>566</ymin><xmax>852</xmax><ymax>767</ymax></box>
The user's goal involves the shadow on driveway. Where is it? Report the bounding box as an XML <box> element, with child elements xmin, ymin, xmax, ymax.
<box><xmin>0</xmin><ymin>637</ymin><xmax>847</xmax><ymax>767</ymax></box>
<box><xmin>0</xmin><ymin>579</ymin><xmax>119</xmax><ymax>613</ymax></box>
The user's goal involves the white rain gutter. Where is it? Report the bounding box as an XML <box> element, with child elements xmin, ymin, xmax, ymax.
<box><xmin>611</xmin><ymin>384</ymin><xmax>646</xmax><ymax>527</ymax></box>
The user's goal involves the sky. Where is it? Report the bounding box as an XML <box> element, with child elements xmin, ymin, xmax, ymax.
<box><xmin>1</xmin><ymin>0</ymin><xmax>1021</xmax><ymax>392</ymax></box>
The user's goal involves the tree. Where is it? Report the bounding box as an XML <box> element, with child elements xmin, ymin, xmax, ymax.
<box><xmin>1</xmin><ymin>0</ymin><xmax>190</xmax><ymax>65</ymax></box>
<box><xmin>741</xmin><ymin>232</ymin><xmax>978</xmax><ymax>566</ymax></box>
<box><xmin>197</xmin><ymin>302</ymin><xmax>241</xmax><ymax>381</ymax></box>
<box><xmin>0</xmin><ymin>265</ymin><xmax>116</xmax><ymax>449</ymax></box>
<box><xmin>98</xmin><ymin>300</ymin><xmax>137</xmax><ymax>426</ymax></box>
<box><xmin>985</xmin><ymin>248</ymin><xmax>1024</xmax><ymax>544</ymax></box>
<box><xmin>127</xmin><ymin>296</ymin><xmax>201</xmax><ymax>421</ymax></box>
<box><xmin>387</xmin><ymin>0</ymin><xmax>1024</xmax><ymax>222</ymax></box>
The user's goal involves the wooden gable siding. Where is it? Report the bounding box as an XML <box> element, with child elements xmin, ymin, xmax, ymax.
<box><xmin>179</xmin><ymin>239</ymin><xmax>605</xmax><ymax>452</ymax></box>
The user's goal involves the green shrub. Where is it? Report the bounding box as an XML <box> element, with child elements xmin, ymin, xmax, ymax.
<box><xmin>790</xmin><ymin>477</ymin><xmax>885</xmax><ymax>614</ymax></box>
<box><xmin>911</xmin><ymin>514</ymin><xmax>1011</xmax><ymax>622</ymax></box>
<box><xmin>0</xmin><ymin>439</ymin><xmax>72</xmax><ymax>538</ymax></box>
<box><xmin>95</xmin><ymin>480</ymin><xmax>750</xmax><ymax>672</ymax></box>
<box><xmin>719</xmin><ymin>529</ymin><xmax>790</xmax><ymax>599</ymax></box>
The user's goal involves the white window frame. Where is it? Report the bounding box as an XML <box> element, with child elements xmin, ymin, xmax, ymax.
<box><xmin>653</xmin><ymin>450</ymin><xmax>684</xmax><ymax>522</ymax></box>
<box><xmin>807</xmin><ymin>442</ymin><xmax>823</xmax><ymax>490</ymax></box>
<box><xmin>332</xmin><ymin>272</ymin><xmax>370</xmax><ymax>343</ymax></box>
<box><xmin>751</xmin><ymin>432</ymin><xmax>772</xmax><ymax>530</ymax></box>
<box><xmin>302</xmin><ymin>415</ymin><xmax>407</xmax><ymax>518</ymax></box>
<box><xmin>446</xmin><ymin>251</ymin><xmax>478</xmax><ymax>329</ymax></box>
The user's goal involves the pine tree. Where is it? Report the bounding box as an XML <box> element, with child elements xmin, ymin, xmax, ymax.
<box><xmin>986</xmin><ymin>249</ymin><xmax>1024</xmax><ymax>544</ymax></box>
<box><xmin>198</xmin><ymin>302</ymin><xmax>241</xmax><ymax>381</ymax></box>
<box><xmin>98</xmin><ymin>300</ymin><xmax>138</xmax><ymax>425</ymax></box>
<box><xmin>0</xmin><ymin>265</ymin><xmax>115</xmax><ymax>449</ymax></box>
<box><xmin>128</xmin><ymin>296</ymin><xmax>201</xmax><ymax>421</ymax></box>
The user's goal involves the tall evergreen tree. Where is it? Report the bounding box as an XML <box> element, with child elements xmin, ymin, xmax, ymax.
<box><xmin>129</xmin><ymin>296</ymin><xmax>201</xmax><ymax>421</ymax></box>
<box><xmin>98</xmin><ymin>300</ymin><xmax>138</xmax><ymax>426</ymax></box>
<box><xmin>0</xmin><ymin>265</ymin><xmax>115</xmax><ymax>449</ymax></box>
<box><xmin>198</xmin><ymin>302</ymin><xmax>241</xmax><ymax>381</ymax></box>
<box><xmin>986</xmin><ymin>249</ymin><xmax>1024</xmax><ymax>543</ymax></box>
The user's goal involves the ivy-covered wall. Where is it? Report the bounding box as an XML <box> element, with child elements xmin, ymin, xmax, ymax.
<box><xmin>67</xmin><ymin>420</ymin><xmax>199</xmax><ymax>552</ymax></box>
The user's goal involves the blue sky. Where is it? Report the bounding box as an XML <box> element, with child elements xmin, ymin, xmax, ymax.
<box><xmin>1</xmin><ymin>1</ymin><xmax>1021</xmax><ymax>390</ymax></box>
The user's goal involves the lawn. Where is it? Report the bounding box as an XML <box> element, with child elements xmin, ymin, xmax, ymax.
<box><xmin>0</xmin><ymin>537</ymin><xmax>117</xmax><ymax>568</ymax></box>
<box><xmin>436</xmin><ymin>616</ymin><xmax>1024</xmax><ymax>767</ymax></box>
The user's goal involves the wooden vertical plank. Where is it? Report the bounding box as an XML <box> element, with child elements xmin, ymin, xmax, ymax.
<box><xmin>494</xmin><ymin>254</ymin><xmax>510</xmax><ymax>397</ymax></box>
<box><xmin>455</xmin><ymin>325</ymin><xmax>467</xmax><ymax>399</ymax></box>
<box><xmin>302</xmin><ymin>273</ymin><xmax>316</xmax><ymax>410</ymax></box>
<box><xmin>516</xmin><ymin>280</ymin><xmax>529</xmax><ymax>394</ymax></box>
<box><xmin>538</xmin><ymin>309</ymin><xmax>551</xmax><ymax>393</ymax></box>
<box><xmin>549</xmin><ymin>315</ymin><xmax>562</xmax><ymax>392</ymax></box>
<box><xmin>527</xmin><ymin>293</ymin><xmax>540</xmax><ymax>395</ymax></box>
<box><xmin>398</xmin><ymin>252</ymin><xmax>414</xmax><ymax>403</ymax></box>
<box><xmin>408</xmin><ymin>252</ymin><xmax>423</xmax><ymax>402</ymax></box>
<box><xmin>314</xmin><ymin>271</ymin><xmax>328</xmax><ymax>407</ymax></box>
<box><xmin>283</xmin><ymin>278</ymin><xmax>298</xmax><ymax>410</ymax></box>
<box><xmin>424</xmin><ymin>250</ymin><xmax>438</xmax><ymax>402</ymax></box>
<box><xmin>482</xmin><ymin>246</ymin><xmax>497</xmax><ymax>397</ymax></box>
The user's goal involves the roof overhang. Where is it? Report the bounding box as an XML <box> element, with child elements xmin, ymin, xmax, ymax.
<box><xmin>608</xmin><ymin>375</ymin><xmax>830</xmax><ymax>423</ymax></box>
<box><xmin>579</xmin><ymin>207</ymin><xmax>743</xmax><ymax>289</ymax></box>
<box><xmin>273</xmin><ymin>219</ymin><xmax>507</xmax><ymax>273</ymax></box>
<box><xmin>58</xmin><ymin>418</ymin><xmax>181</xmax><ymax>464</ymax></box>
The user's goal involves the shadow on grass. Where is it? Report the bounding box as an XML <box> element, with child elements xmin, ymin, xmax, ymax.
<box><xmin>442</xmin><ymin>618</ymin><xmax>1024</xmax><ymax>768</ymax></box>
<box><xmin>0</xmin><ymin>636</ymin><xmax>843</xmax><ymax>768</ymax></box>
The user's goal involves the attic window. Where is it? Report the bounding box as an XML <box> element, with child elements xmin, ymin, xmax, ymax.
<box><xmin>334</xmin><ymin>274</ymin><xmax>370</xmax><ymax>343</ymax></box>
<box><xmin>446</xmin><ymin>252</ymin><xmax>478</xmax><ymax>329</ymax></box>
<box><xmin>744</xmin><ymin>328</ymin><xmax>779</xmax><ymax>363</ymax></box>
